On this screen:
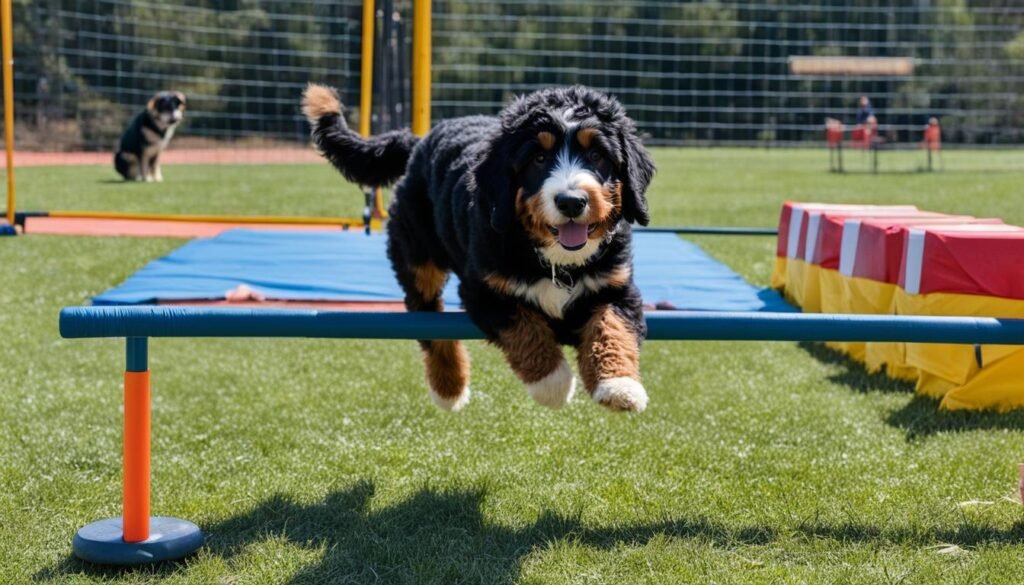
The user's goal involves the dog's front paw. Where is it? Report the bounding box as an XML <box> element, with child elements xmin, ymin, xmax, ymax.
<box><xmin>429</xmin><ymin>386</ymin><xmax>470</xmax><ymax>412</ymax></box>
<box><xmin>526</xmin><ymin>360</ymin><xmax>576</xmax><ymax>409</ymax></box>
<box><xmin>593</xmin><ymin>377</ymin><xmax>648</xmax><ymax>412</ymax></box>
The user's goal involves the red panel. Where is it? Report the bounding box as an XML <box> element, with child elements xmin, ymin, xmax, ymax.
<box><xmin>853</xmin><ymin>217</ymin><xmax>1000</xmax><ymax>283</ymax></box>
<box><xmin>811</xmin><ymin>210</ymin><xmax>946</xmax><ymax>268</ymax></box>
<box><xmin>776</xmin><ymin>202</ymin><xmax>917</xmax><ymax>259</ymax></box>
<box><xmin>917</xmin><ymin>226</ymin><xmax>1024</xmax><ymax>297</ymax></box>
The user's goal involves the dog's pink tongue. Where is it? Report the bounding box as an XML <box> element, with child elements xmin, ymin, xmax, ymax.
<box><xmin>557</xmin><ymin>221</ymin><xmax>588</xmax><ymax>248</ymax></box>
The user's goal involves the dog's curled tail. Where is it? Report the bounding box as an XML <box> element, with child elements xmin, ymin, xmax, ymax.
<box><xmin>302</xmin><ymin>83</ymin><xmax>419</xmax><ymax>187</ymax></box>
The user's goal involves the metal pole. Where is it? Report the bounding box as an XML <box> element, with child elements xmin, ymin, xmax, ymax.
<box><xmin>411</xmin><ymin>0</ymin><xmax>430</xmax><ymax>136</ymax></box>
<box><xmin>635</xmin><ymin>226</ymin><xmax>777</xmax><ymax>236</ymax></box>
<box><xmin>123</xmin><ymin>337</ymin><xmax>150</xmax><ymax>543</ymax></box>
<box><xmin>58</xmin><ymin>307</ymin><xmax>1024</xmax><ymax>346</ymax></box>
<box><xmin>2</xmin><ymin>0</ymin><xmax>15</xmax><ymax>226</ymax></box>
<box><xmin>73</xmin><ymin>332</ymin><xmax>201</xmax><ymax>565</ymax></box>
<box><xmin>360</xmin><ymin>0</ymin><xmax>383</xmax><ymax>234</ymax></box>
<box><xmin>359</xmin><ymin>0</ymin><xmax>374</xmax><ymax>138</ymax></box>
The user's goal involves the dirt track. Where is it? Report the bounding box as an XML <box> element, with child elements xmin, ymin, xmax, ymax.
<box><xmin>0</xmin><ymin>147</ymin><xmax>323</xmax><ymax>168</ymax></box>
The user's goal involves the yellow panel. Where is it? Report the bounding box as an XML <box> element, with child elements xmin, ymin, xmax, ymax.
<box><xmin>771</xmin><ymin>257</ymin><xmax>787</xmax><ymax>290</ymax></box>
<box><xmin>818</xmin><ymin>270</ymin><xmax>897</xmax><ymax>362</ymax></box>
<box><xmin>942</xmin><ymin>353</ymin><xmax>1024</xmax><ymax>412</ymax></box>
<box><xmin>896</xmin><ymin>289</ymin><xmax>1024</xmax><ymax>401</ymax></box>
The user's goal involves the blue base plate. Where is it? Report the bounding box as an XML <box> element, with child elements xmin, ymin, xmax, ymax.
<box><xmin>73</xmin><ymin>517</ymin><xmax>203</xmax><ymax>565</ymax></box>
<box><xmin>0</xmin><ymin>221</ymin><xmax>15</xmax><ymax>236</ymax></box>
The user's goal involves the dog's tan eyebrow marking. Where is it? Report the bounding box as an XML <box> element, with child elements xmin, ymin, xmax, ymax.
<box><xmin>537</xmin><ymin>131</ymin><xmax>556</xmax><ymax>151</ymax></box>
<box><xmin>576</xmin><ymin>127</ymin><xmax>599</xmax><ymax>149</ymax></box>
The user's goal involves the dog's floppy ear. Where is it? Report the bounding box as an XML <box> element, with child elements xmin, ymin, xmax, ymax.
<box><xmin>618</xmin><ymin>127</ymin><xmax>655</xmax><ymax>226</ymax></box>
<box><xmin>146</xmin><ymin>94</ymin><xmax>158</xmax><ymax>113</ymax></box>
<box><xmin>472</xmin><ymin>134</ymin><xmax>519</xmax><ymax>233</ymax></box>
<box><xmin>174</xmin><ymin>92</ymin><xmax>187</xmax><ymax>109</ymax></box>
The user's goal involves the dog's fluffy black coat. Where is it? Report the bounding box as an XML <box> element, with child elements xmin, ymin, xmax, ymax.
<box><xmin>304</xmin><ymin>85</ymin><xmax>655</xmax><ymax>411</ymax></box>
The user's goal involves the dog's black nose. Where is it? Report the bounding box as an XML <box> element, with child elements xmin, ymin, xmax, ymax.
<box><xmin>554</xmin><ymin>193</ymin><xmax>588</xmax><ymax>218</ymax></box>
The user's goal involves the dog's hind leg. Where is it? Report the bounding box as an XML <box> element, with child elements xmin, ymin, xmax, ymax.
<box><xmin>408</xmin><ymin>263</ymin><xmax>470</xmax><ymax>411</ymax></box>
<box><xmin>388</xmin><ymin>214</ymin><xmax>470</xmax><ymax>411</ymax></box>
<box><xmin>115</xmin><ymin>152</ymin><xmax>141</xmax><ymax>181</ymax></box>
<box><xmin>421</xmin><ymin>336</ymin><xmax>471</xmax><ymax>411</ymax></box>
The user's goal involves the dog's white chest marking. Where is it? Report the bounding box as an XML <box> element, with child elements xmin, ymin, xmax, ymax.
<box><xmin>494</xmin><ymin>277</ymin><xmax>579</xmax><ymax>319</ymax></box>
<box><xmin>498</xmin><ymin>272</ymin><xmax>615</xmax><ymax>319</ymax></box>
<box><xmin>143</xmin><ymin>123</ymin><xmax>177</xmax><ymax>148</ymax></box>
<box><xmin>531</xmin><ymin>279</ymin><xmax>579</xmax><ymax>319</ymax></box>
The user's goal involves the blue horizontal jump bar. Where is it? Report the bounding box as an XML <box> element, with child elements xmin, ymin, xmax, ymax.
<box><xmin>59</xmin><ymin>306</ymin><xmax>1024</xmax><ymax>344</ymax></box>
<box><xmin>636</xmin><ymin>226</ymin><xmax>777</xmax><ymax>236</ymax></box>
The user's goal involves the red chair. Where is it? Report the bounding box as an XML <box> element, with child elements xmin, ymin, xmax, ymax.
<box><xmin>850</xmin><ymin>126</ymin><xmax>875</xmax><ymax>149</ymax></box>
<box><xmin>852</xmin><ymin>116</ymin><xmax>880</xmax><ymax>173</ymax></box>
<box><xmin>825</xmin><ymin>118</ymin><xmax>845</xmax><ymax>172</ymax></box>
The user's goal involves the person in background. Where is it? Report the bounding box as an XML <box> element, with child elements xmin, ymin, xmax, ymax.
<box><xmin>855</xmin><ymin>96</ymin><xmax>874</xmax><ymax>125</ymax></box>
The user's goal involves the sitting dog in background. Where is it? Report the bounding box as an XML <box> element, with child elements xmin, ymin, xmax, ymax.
<box><xmin>114</xmin><ymin>91</ymin><xmax>186</xmax><ymax>182</ymax></box>
<box><xmin>303</xmin><ymin>84</ymin><xmax>655</xmax><ymax>413</ymax></box>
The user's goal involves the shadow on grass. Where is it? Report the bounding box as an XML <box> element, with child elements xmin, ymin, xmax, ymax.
<box><xmin>887</xmin><ymin>396</ymin><xmax>1024</xmax><ymax>440</ymax></box>
<box><xmin>36</xmin><ymin>481</ymin><xmax>1024</xmax><ymax>581</ymax></box>
<box><xmin>797</xmin><ymin>342</ymin><xmax>914</xmax><ymax>394</ymax></box>
<box><xmin>794</xmin><ymin>519</ymin><xmax>1024</xmax><ymax>547</ymax></box>
<box><xmin>34</xmin><ymin>481</ymin><xmax>1024</xmax><ymax>582</ymax></box>
<box><xmin>798</xmin><ymin>342</ymin><xmax>1024</xmax><ymax>439</ymax></box>
<box><xmin>34</xmin><ymin>481</ymin><xmax>774</xmax><ymax>583</ymax></box>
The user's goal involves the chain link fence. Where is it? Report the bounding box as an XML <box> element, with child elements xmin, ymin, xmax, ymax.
<box><xmin>2</xmin><ymin>0</ymin><xmax>1022</xmax><ymax>152</ymax></box>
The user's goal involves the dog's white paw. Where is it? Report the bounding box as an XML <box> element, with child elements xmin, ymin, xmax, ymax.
<box><xmin>593</xmin><ymin>377</ymin><xmax>648</xmax><ymax>412</ymax></box>
<box><xmin>430</xmin><ymin>386</ymin><xmax>470</xmax><ymax>412</ymax></box>
<box><xmin>526</xmin><ymin>361</ymin><xmax>576</xmax><ymax>409</ymax></box>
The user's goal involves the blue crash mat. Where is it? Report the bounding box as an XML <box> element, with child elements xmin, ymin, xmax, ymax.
<box><xmin>94</xmin><ymin>229</ymin><xmax>794</xmax><ymax>312</ymax></box>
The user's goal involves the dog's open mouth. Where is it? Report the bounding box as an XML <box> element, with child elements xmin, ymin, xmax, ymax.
<box><xmin>548</xmin><ymin>221</ymin><xmax>597</xmax><ymax>251</ymax></box>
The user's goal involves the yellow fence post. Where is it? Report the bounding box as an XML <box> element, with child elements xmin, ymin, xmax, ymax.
<box><xmin>411</xmin><ymin>0</ymin><xmax>431</xmax><ymax>137</ymax></box>
<box><xmin>359</xmin><ymin>0</ymin><xmax>374</xmax><ymax>138</ymax></box>
<box><xmin>2</xmin><ymin>0</ymin><xmax>15</xmax><ymax>226</ymax></box>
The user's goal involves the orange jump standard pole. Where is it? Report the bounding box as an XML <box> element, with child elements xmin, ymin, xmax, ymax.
<box><xmin>72</xmin><ymin>336</ymin><xmax>201</xmax><ymax>564</ymax></box>
<box><xmin>122</xmin><ymin>337</ymin><xmax>150</xmax><ymax>542</ymax></box>
<box><xmin>2</xmin><ymin>0</ymin><xmax>16</xmax><ymax>227</ymax></box>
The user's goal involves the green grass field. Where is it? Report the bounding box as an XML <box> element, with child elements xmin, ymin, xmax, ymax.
<box><xmin>3</xmin><ymin>148</ymin><xmax>1024</xmax><ymax>584</ymax></box>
